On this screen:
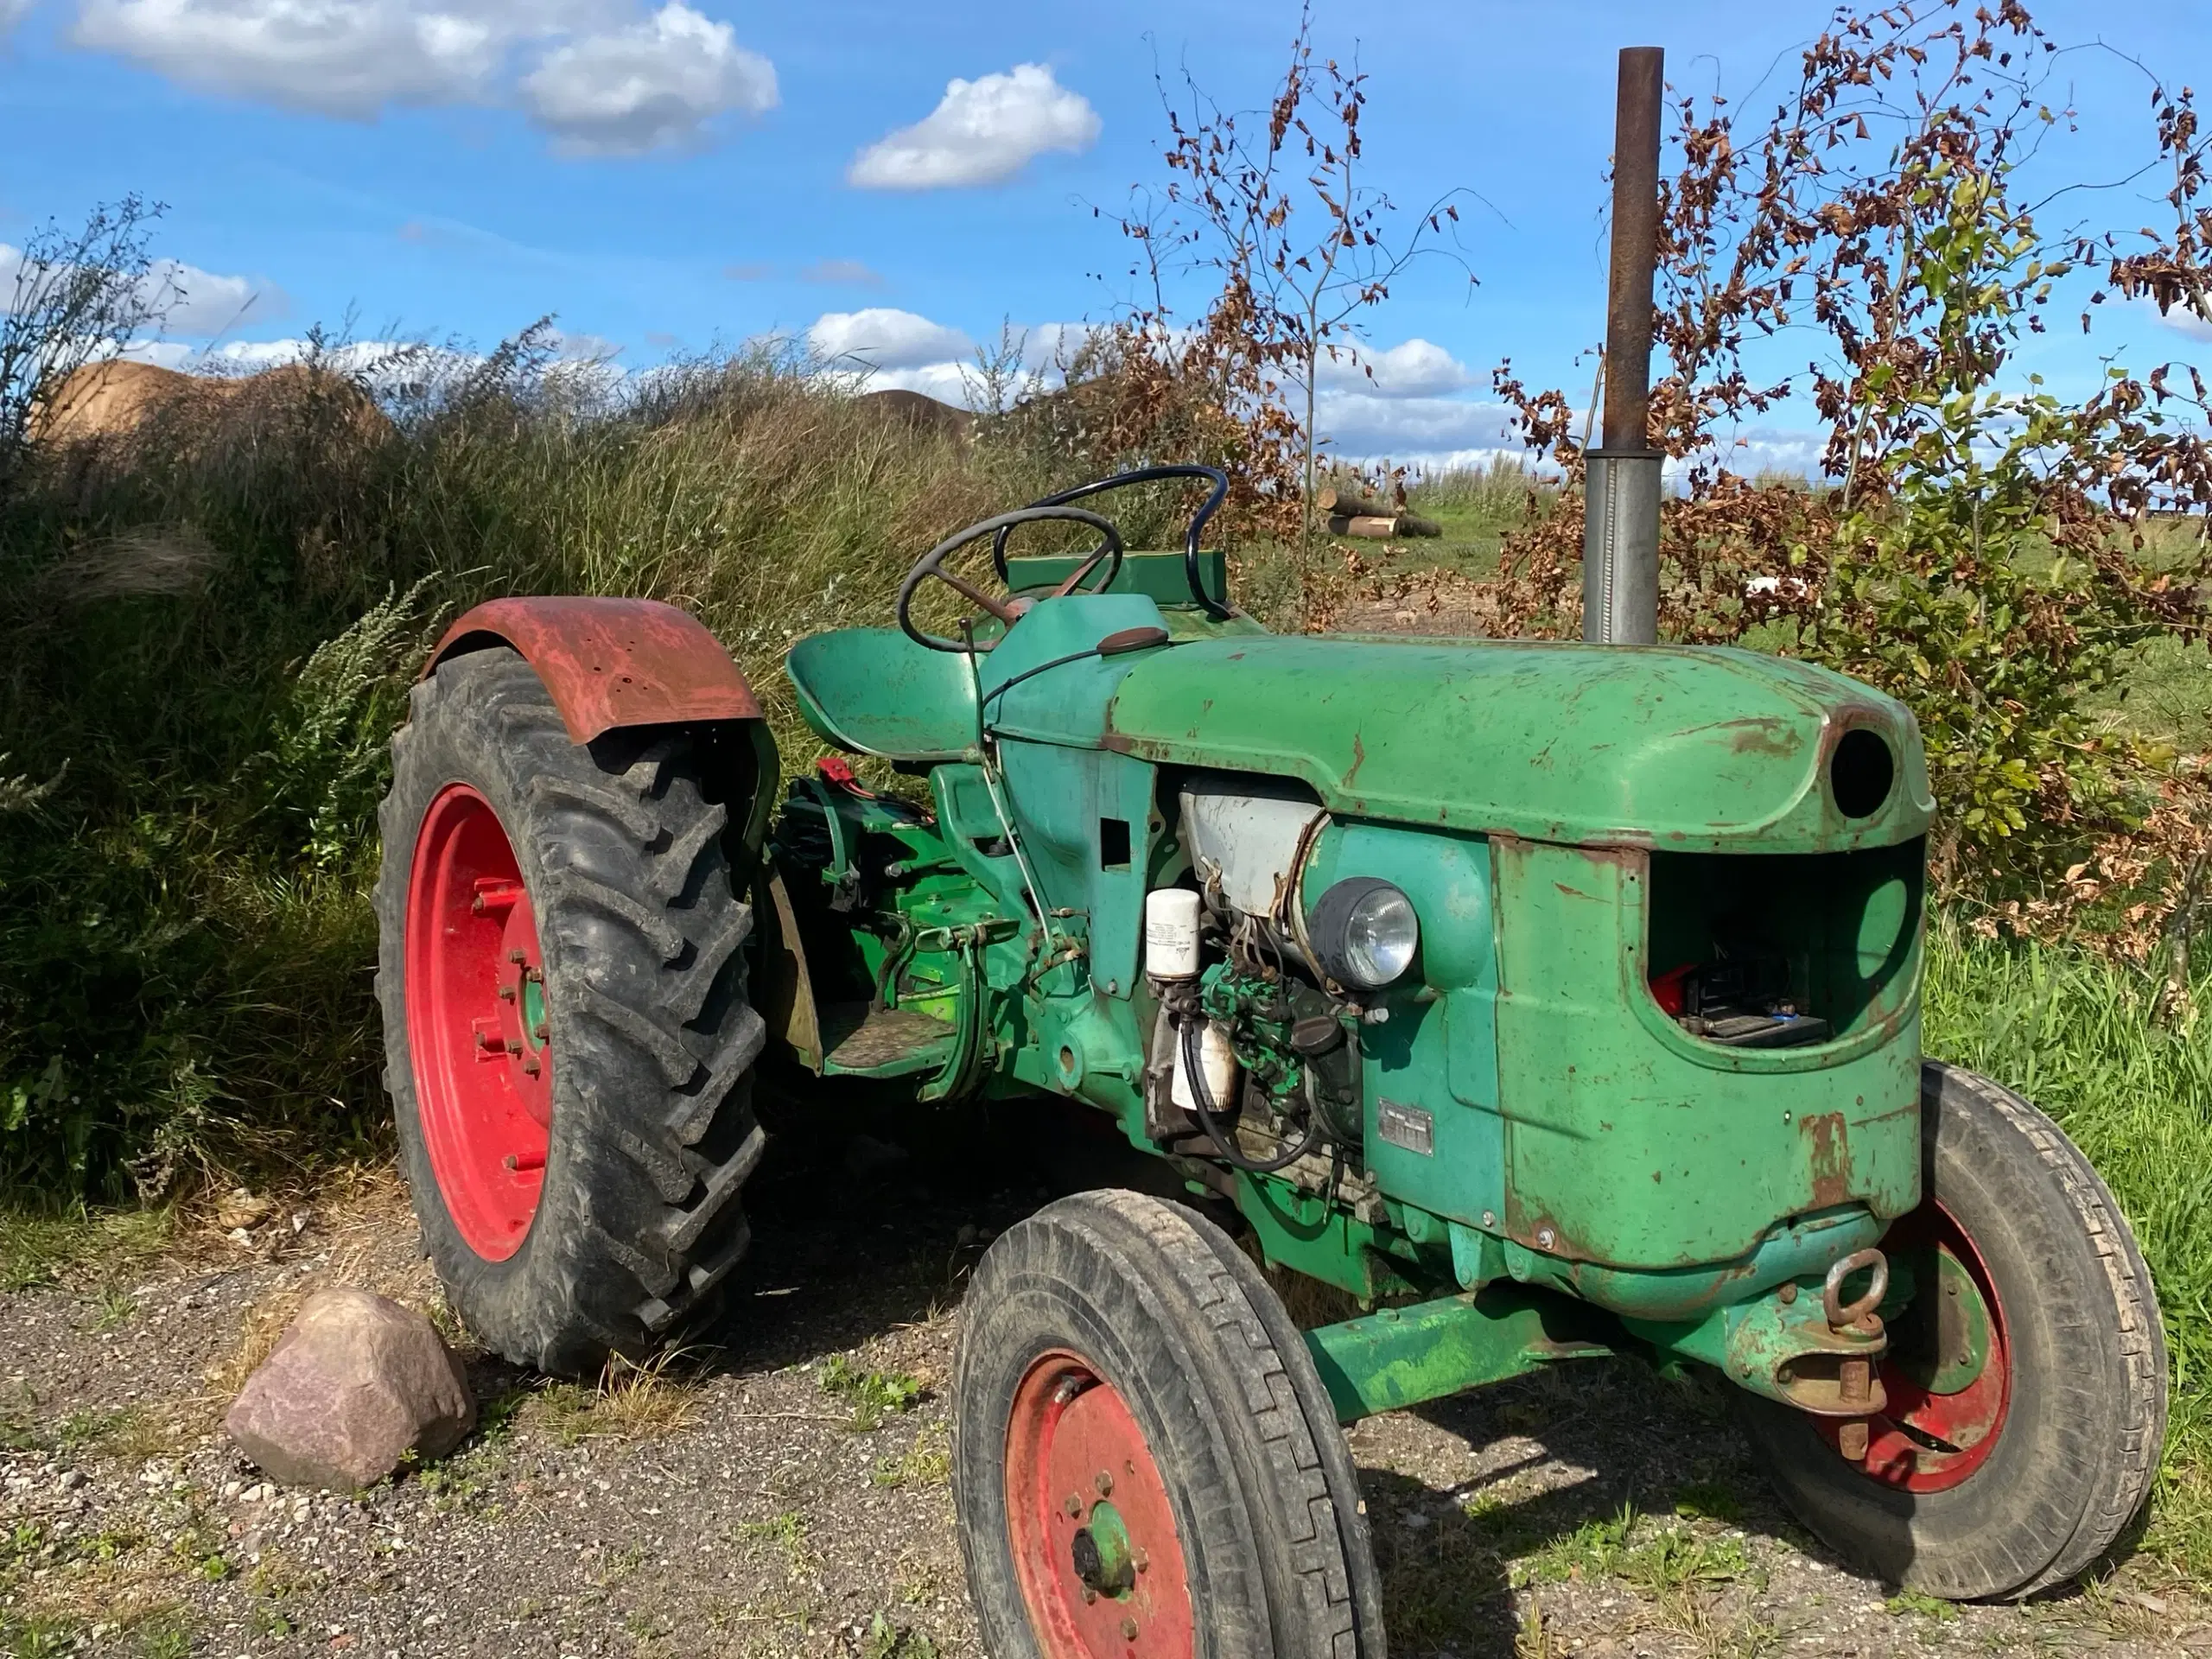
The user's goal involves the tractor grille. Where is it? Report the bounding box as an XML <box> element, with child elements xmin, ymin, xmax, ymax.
<box><xmin>1645</xmin><ymin>840</ymin><xmax>1924</xmax><ymax>1047</ymax></box>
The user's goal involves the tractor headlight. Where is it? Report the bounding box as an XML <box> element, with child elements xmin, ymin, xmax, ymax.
<box><xmin>1310</xmin><ymin>877</ymin><xmax>1419</xmax><ymax>988</ymax></box>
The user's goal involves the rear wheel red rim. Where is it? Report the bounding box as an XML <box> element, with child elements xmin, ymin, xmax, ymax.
<box><xmin>404</xmin><ymin>783</ymin><xmax>553</xmax><ymax>1261</ymax></box>
<box><xmin>1004</xmin><ymin>1351</ymin><xmax>1196</xmax><ymax>1658</ymax></box>
<box><xmin>1821</xmin><ymin>1198</ymin><xmax>2012</xmax><ymax>1492</ymax></box>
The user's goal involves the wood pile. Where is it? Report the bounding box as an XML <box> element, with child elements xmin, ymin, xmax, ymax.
<box><xmin>1316</xmin><ymin>486</ymin><xmax>1442</xmax><ymax>540</ymax></box>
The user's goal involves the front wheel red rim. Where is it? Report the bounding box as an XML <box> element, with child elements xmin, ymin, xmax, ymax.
<box><xmin>1821</xmin><ymin>1198</ymin><xmax>2012</xmax><ymax>1492</ymax></box>
<box><xmin>404</xmin><ymin>783</ymin><xmax>554</xmax><ymax>1261</ymax></box>
<box><xmin>1004</xmin><ymin>1351</ymin><xmax>1196</xmax><ymax>1658</ymax></box>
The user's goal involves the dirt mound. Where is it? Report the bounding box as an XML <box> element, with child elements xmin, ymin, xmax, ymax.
<box><xmin>855</xmin><ymin>387</ymin><xmax>975</xmax><ymax>439</ymax></box>
<box><xmin>30</xmin><ymin>360</ymin><xmax>393</xmax><ymax>450</ymax></box>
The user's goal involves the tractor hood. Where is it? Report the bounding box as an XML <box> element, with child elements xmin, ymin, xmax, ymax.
<box><xmin>1102</xmin><ymin>634</ymin><xmax>1934</xmax><ymax>854</ymax></box>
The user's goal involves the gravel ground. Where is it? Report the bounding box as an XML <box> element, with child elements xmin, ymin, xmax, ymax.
<box><xmin>2</xmin><ymin>1116</ymin><xmax>2202</xmax><ymax>1659</ymax></box>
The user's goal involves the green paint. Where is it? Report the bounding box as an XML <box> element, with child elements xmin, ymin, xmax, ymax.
<box><xmin>521</xmin><ymin>974</ymin><xmax>547</xmax><ymax>1049</ymax></box>
<box><xmin>1304</xmin><ymin>1286</ymin><xmax>1612</xmax><ymax>1424</ymax></box>
<box><xmin>769</xmin><ymin>579</ymin><xmax>1944</xmax><ymax>1419</ymax></box>
<box><xmin>1007</xmin><ymin>548</ymin><xmax>1230</xmax><ymax>612</ymax></box>
<box><xmin>1233</xmin><ymin>1175</ymin><xmax>1426</xmax><ymax>1303</ymax></box>
<box><xmin>1489</xmin><ymin>838</ymin><xmax>1922</xmax><ymax>1287</ymax></box>
<box><xmin>1907</xmin><ymin>1245</ymin><xmax>1994</xmax><ymax>1395</ymax></box>
<box><xmin>1080</xmin><ymin>1501</ymin><xmax>1135</xmax><ymax>1597</ymax></box>
<box><xmin>1106</xmin><ymin>635</ymin><xmax>1935</xmax><ymax>854</ymax></box>
<box><xmin>787</xmin><ymin>626</ymin><xmax>979</xmax><ymax>761</ymax></box>
<box><xmin>1624</xmin><ymin>1280</ymin><xmax>1890</xmax><ymax>1410</ymax></box>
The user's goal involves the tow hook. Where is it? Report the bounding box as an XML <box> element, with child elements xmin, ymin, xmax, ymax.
<box><xmin>1825</xmin><ymin>1248</ymin><xmax>1888</xmax><ymax>1462</ymax></box>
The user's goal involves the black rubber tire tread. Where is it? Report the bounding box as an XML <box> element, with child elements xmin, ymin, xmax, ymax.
<box><xmin>373</xmin><ymin>647</ymin><xmax>766</xmax><ymax>1376</ymax></box>
<box><xmin>1738</xmin><ymin>1060</ymin><xmax>2166</xmax><ymax>1599</ymax></box>
<box><xmin>952</xmin><ymin>1188</ymin><xmax>1384</xmax><ymax>1658</ymax></box>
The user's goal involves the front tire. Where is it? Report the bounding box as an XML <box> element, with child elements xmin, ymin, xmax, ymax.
<box><xmin>374</xmin><ymin>647</ymin><xmax>767</xmax><ymax>1375</ymax></box>
<box><xmin>1739</xmin><ymin>1060</ymin><xmax>2166</xmax><ymax>1599</ymax></box>
<box><xmin>953</xmin><ymin>1189</ymin><xmax>1385</xmax><ymax>1658</ymax></box>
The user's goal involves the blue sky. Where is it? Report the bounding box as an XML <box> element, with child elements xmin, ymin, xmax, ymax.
<box><xmin>3</xmin><ymin>0</ymin><xmax>2207</xmax><ymax>467</ymax></box>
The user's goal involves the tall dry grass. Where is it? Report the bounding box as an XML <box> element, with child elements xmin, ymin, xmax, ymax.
<box><xmin>0</xmin><ymin>343</ymin><xmax>1061</xmax><ymax>1198</ymax></box>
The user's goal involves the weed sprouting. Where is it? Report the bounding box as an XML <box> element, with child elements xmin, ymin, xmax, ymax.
<box><xmin>818</xmin><ymin>1354</ymin><xmax>925</xmax><ymax>1432</ymax></box>
<box><xmin>1514</xmin><ymin>1503</ymin><xmax>1635</xmax><ymax>1588</ymax></box>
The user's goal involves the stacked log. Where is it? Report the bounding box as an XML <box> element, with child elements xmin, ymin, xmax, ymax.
<box><xmin>1316</xmin><ymin>487</ymin><xmax>1442</xmax><ymax>539</ymax></box>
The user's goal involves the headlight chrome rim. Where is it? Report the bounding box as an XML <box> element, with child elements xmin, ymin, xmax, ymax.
<box><xmin>1309</xmin><ymin>876</ymin><xmax>1420</xmax><ymax>988</ymax></box>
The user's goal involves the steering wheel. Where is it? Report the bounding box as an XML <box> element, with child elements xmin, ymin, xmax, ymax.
<box><xmin>898</xmin><ymin>505</ymin><xmax>1125</xmax><ymax>653</ymax></box>
<box><xmin>991</xmin><ymin>465</ymin><xmax>1232</xmax><ymax>621</ymax></box>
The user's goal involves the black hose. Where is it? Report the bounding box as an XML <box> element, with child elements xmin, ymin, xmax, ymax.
<box><xmin>1179</xmin><ymin>1018</ymin><xmax>1323</xmax><ymax>1173</ymax></box>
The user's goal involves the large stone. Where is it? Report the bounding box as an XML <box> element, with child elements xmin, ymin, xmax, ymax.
<box><xmin>225</xmin><ymin>1287</ymin><xmax>475</xmax><ymax>1491</ymax></box>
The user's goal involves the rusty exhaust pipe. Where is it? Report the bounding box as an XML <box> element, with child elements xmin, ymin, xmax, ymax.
<box><xmin>1582</xmin><ymin>46</ymin><xmax>1665</xmax><ymax>645</ymax></box>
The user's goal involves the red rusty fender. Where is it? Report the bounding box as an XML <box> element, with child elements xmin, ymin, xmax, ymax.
<box><xmin>427</xmin><ymin>596</ymin><xmax>762</xmax><ymax>744</ymax></box>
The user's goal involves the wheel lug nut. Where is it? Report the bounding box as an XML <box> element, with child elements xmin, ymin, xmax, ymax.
<box><xmin>1121</xmin><ymin>1616</ymin><xmax>1139</xmax><ymax>1639</ymax></box>
<box><xmin>1094</xmin><ymin>1471</ymin><xmax>1113</xmax><ymax>1497</ymax></box>
<box><xmin>507</xmin><ymin>949</ymin><xmax>526</xmax><ymax>964</ymax></box>
<box><xmin>1082</xmin><ymin>1586</ymin><xmax>1096</xmax><ymax>1605</ymax></box>
<box><xmin>498</xmin><ymin>986</ymin><xmax>517</xmax><ymax>1002</ymax></box>
<box><xmin>1064</xmin><ymin>1495</ymin><xmax>1082</xmax><ymax>1517</ymax></box>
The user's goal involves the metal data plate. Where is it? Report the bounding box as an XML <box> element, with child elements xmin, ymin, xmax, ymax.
<box><xmin>1376</xmin><ymin>1099</ymin><xmax>1434</xmax><ymax>1156</ymax></box>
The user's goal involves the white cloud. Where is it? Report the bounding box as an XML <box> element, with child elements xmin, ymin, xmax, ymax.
<box><xmin>2138</xmin><ymin>295</ymin><xmax>2212</xmax><ymax>344</ymax></box>
<box><xmin>71</xmin><ymin>0</ymin><xmax>531</xmax><ymax>114</ymax></box>
<box><xmin>1680</xmin><ymin>425</ymin><xmax>1828</xmax><ymax>480</ymax></box>
<box><xmin>518</xmin><ymin>3</ymin><xmax>774</xmax><ymax>156</ymax></box>
<box><xmin>799</xmin><ymin>257</ymin><xmax>883</xmax><ymax>288</ymax></box>
<box><xmin>2</xmin><ymin>242</ymin><xmax>283</xmax><ymax>336</ymax></box>
<box><xmin>849</xmin><ymin>62</ymin><xmax>1098</xmax><ymax>190</ymax></box>
<box><xmin>864</xmin><ymin>361</ymin><xmax>973</xmax><ymax>403</ymax></box>
<box><xmin>1318</xmin><ymin>338</ymin><xmax>1475</xmax><ymax>398</ymax></box>
<box><xmin>143</xmin><ymin>256</ymin><xmax>285</xmax><ymax>333</ymax></box>
<box><xmin>70</xmin><ymin>0</ymin><xmax>774</xmax><ymax>156</ymax></box>
<box><xmin>3</xmin><ymin>0</ymin><xmax>32</xmax><ymax>34</ymax></box>
<box><xmin>115</xmin><ymin>338</ymin><xmax>200</xmax><ymax>369</ymax></box>
<box><xmin>1315</xmin><ymin>391</ymin><xmax>1523</xmax><ymax>458</ymax></box>
<box><xmin>807</xmin><ymin>307</ymin><xmax>973</xmax><ymax>372</ymax></box>
<box><xmin>187</xmin><ymin>337</ymin><xmax>421</xmax><ymax>374</ymax></box>
<box><xmin>1014</xmin><ymin>321</ymin><xmax>1090</xmax><ymax>372</ymax></box>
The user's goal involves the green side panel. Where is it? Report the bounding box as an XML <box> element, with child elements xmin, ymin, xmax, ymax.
<box><xmin>995</xmin><ymin>739</ymin><xmax>1158</xmax><ymax>997</ymax></box>
<box><xmin>1303</xmin><ymin>1287</ymin><xmax>1612</xmax><ymax>1424</ymax></box>
<box><xmin>785</xmin><ymin>627</ymin><xmax>980</xmax><ymax>761</ymax></box>
<box><xmin>1233</xmin><ymin>1176</ymin><xmax>1425</xmax><ymax>1302</ymax></box>
<box><xmin>983</xmin><ymin>593</ymin><xmax>1173</xmax><ymax>749</ymax></box>
<box><xmin>927</xmin><ymin>764</ymin><xmax>1029</xmax><ymax>918</ymax></box>
<box><xmin>1007</xmin><ymin>548</ymin><xmax>1229</xmax><ymax>610</ymax></box>
<box><xmin>1105</xmin><ymin>636</ymin><xmax>1935</xmax><ymax>853</ymax></box>
<box><xmin>1491</xmin><ymin>839</ymin><xmax>1922</xmax><ymax>1274</ymax></box>
<box><xmin>1300</xmin><ymin>821</ymin><xmax>1505</xmax><ymax>1230</ymax></box>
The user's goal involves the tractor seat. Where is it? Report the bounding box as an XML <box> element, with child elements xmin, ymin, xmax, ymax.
<box><xmin>785</xmin><ymin>627</ymin><xmax>978</xmax><ymax>763</ymax></box>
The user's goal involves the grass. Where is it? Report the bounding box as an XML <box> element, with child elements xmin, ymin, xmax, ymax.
<box><xmin>1923</xmin><ymin>919</ymin><xmax>2212</xmax><ymax>1574</ymax></box>
<box><xmin>818</xmin><ymin>1353</ymin><xmax>926</xmax><ymax>1432</ymax></box>
<box><xmin>0</xmin><ymin>1207</ymin><xmax>170</xmax><ymax>1293</ymax></box>
<box><xmin>0</xmin><ymin>340</ymin><xmax>1067</xmax><ymax>1200</ymax></box>
<box><xmin>524</xmin><ymin>1348</ymin><xmax>702</xmax><ymax>1444</ymax></box>
<box><xmin>0</xmin><ymin>327</ymin><xmax>2208</xmax><ymax>1610</ymax></box>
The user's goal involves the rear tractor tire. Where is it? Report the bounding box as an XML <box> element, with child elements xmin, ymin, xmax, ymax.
<box><xmin>373</xmin><ymin>646</ymin><xmax>767</xmax><ymax>1376</ymax></box>
<box><xmin>953</xmin><ymin>1189</ymin><xmax>1386</xmax><ymax>1659</ymax></box>
<box><xmin>1738</xmin><ymin>1060</ymin><xmax>2166</xmax><ymax>1599</ymax></box>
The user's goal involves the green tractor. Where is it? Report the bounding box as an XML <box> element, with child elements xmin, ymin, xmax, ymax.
<box><xmin>375</xmin><ymin>462</ymin><xmax>2166</xmax><ymax>1651</ymax></box>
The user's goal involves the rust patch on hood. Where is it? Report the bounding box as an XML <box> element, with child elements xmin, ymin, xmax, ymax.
<box><xmin>1802</xmin><ymin>1111</ymin><xmax>1853</xmax><ymax>1208</ymax></box>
